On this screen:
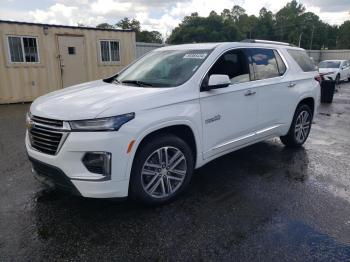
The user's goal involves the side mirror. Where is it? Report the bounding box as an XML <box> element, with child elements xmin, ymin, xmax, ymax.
<box><xmin>202</xmin><ymin>74</ymin><xmax>230</xmax><ymax>91</ymax></box>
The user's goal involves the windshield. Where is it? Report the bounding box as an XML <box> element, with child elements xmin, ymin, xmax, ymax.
<box><xmin>319</xmin><ymin>61</ymin><xmax>341</xmax><ymax>69</ymax></box>
<box><xmin>115</xmin><ymin>49</ymin><xmax>212</xmax><ymax>87</ymax></box>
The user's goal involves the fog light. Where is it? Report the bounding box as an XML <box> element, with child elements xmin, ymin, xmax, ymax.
<box><xmin>82</xmin><ymin>152</ymin><xmax>111</xmax><ymax>179</ymax></box>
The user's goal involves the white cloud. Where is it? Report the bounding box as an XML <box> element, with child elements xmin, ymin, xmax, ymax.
<box><xmin>305</xmin><ymin>5</ymin><xmax>350</xmax><ymax>25</ymax></box>
<box><xmin>29</xmin><ymin>4</ymin><xmax>79</xmax><ymax>24</ymax></box>
<box><xmin>90</xmin><ymin>0</ymin><xmax>134</xmax><ymax>15</ymax></box>
<box><xmin>3</xmin><ymin>0</ymin><xmax>349</xmax><ymax>37</ymax></box>
<box><xmin>0</xmin><ymin>8</ymin><xmax>32</xmax><ymax>21</ymax></box>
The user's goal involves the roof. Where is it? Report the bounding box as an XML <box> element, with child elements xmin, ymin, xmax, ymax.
<box><xmin>158</xmin><ymin>43</ymin><xmax>222</xmax><ymax>51</ymax></box>
<box><xmin>156</xmin><ymin>41</ymin><xmax>303</xmax><ymax>52</ymax></box>
<box><xmin>241</xmin><ymin>39</ymin><xmax>294</xmax><ymax>46</ymax></box>
<box><xmin>0</xmin><ymin>20</ymin><xmax>133</xmax><ymax>32</ymax></box>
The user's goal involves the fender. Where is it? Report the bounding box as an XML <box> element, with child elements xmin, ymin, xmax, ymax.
<box><xmin>123</xmin><ymin>119</ymin><xmax>203</xmax><ymax>183</ymax></box>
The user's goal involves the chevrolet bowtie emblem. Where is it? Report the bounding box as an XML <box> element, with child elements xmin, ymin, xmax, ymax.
<box><xmin>26</xmin><ymin>120</ymin><xmax>34</xmax><ymax>130</ymax></box>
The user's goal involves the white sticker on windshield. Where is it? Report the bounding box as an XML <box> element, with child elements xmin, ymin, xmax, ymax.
<box><xmin>183</xmin><ymin>53</ymin><xmax>207</xmax><ymax>59</ymax></box>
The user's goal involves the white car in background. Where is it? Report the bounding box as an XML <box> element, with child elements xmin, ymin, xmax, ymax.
<box><xmin>318</xmin><ymin>60</ymin><xmax>350</xmax><ymax>84</ymax></box>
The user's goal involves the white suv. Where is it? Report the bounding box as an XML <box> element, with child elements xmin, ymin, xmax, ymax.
<box><xmin>26</xmin><ymin>40</ymin><xmax>320</xmax><ymax>205</ymax></box>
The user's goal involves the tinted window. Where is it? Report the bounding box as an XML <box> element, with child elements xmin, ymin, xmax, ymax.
<box><xmin>207</xmin><ymin>49</ymin><xmax>251</xmax><ymax>84</ymax></box>
<box><xmin>250</xmin><ymin>48</ymin><xmax>280</xmax><ymax>80</ymax></box>
<box><xmin>287</xmin><ymin>49</ymin><xmax>316</xmax><ymax>72</ymax></box>
<box><xmin>273</xmin><ymin>50</ymin><xmax>287</xmax><ymax>75</ymax></box>
<box><xmin>117</xmin><ymin>49</ymin><xmax>211</xmax><ymax>87</ymax></box>
<box><xmin>318</xmin><ymin>61</ymin><xmax>341</xmax><ymax>68</ymax></box>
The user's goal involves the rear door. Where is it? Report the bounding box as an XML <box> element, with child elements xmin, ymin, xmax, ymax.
<box><xmin>200</xmin><ymin>48</ymin><xmax>259</xmax><ymax>159</ymax></box>
<box><xmin>249</xmin><ymin>48</ymin><xmax>296</xmax><ymax>138</ymax></box>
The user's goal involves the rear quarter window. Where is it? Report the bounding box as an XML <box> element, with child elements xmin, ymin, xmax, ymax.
<box><xmin>287</xmin><ymin>49</ymin><xmax>316</xmax><ymax>72</ymax></box>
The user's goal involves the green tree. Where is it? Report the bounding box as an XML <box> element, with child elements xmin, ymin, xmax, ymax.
<box><xmin>337</xmin><ymin>21</ymin><xmax>350</xmax><ymax>49</ymax></box>
<box><xmin>116</xmin><ymin>17</ymin><xmax>141</xmax><ymax>32</ymax></box>
<box><xmin>231</xmin><ymin>5</ymin><xmax>246</xmax><ymax>22</ymax></box>
<box><xmin>98</xmin><ymin>18</ymin><xmax>163</xmax><ymax>43</ymax></box>
<box><xmin>254</xmin><ymin>8</ymin><xmax>274</xmax><ymax>40</ymax></box>
<box><xmin>275</xmin><ymin>0</ymin><xmax>305</xmax><ymax>44</ymax></box>
<box><xmin>96</xmin><ymin>23</ymin><xmax>114</xmax><ymax>29</ymax></box>
<box><xmin>167</xmin><ymin>12</ymin><xmax>240</xmax><ymax>44</ymax></box>
<box><xmin>138</xmin><ymin>31</ymin><xmax>163</xmax><ymax>43</ymax></box>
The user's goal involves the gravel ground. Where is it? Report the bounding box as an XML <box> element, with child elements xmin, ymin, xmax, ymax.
<box><xmin>1</xmin><ymin>83</ymin><xmax>350</xmax><ymax>261</ymax></box>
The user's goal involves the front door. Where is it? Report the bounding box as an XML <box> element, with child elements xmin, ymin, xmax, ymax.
<box><xmin>200</xmin><ymin>48</ymin><xmax>259</xmax><ymax>159</ymax></box>
<box><xmin>58</xmin><ymin>36</ymin><xmax>87</xmax><ymax>88</ymax></box>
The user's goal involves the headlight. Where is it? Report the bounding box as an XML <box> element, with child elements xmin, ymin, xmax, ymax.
<box><xmin>69</xmin><ymin>113</ymin><xmax>135</xmax><ymax>131</ymax></box>
<box><xmin>25</xmin><ymin>112</ymin><xmax>31</xmax><ymax>128</ymax></box>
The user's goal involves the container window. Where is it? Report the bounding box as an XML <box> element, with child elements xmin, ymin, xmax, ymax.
<box><xmin>7</xmin><ymin>36</ymin><xmax>39</xmax><ymax>63</ymax></box>
<box><xmin>68</xmin><ymin>47</ymin><xmax>76</xmax><ymax>55</ymax></box>
<box><xmin>99</xmin><ymin>40</ymin><xmax>120</xmax><ymax>62</ymax></box>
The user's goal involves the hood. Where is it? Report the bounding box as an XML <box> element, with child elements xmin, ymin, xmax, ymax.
<box><xmin>318</xmin><ymin>68</ymin><xmax>338</xmax><ymax>74</ymax></box>
<box><xmin>30</xmin><ymin>80</ymin><xmax>173</xmax><ymax>120</ymax></box>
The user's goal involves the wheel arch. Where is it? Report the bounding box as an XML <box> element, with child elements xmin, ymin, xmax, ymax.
<box><xmin>134</xmin><ymin>124</ymin><xmax>198</xmax><ymax>166</ymax></box>
<box><xmin>283</xmin><ymin>95</ymin><xmax>315</xmax><ymax>136</ymax></box>
<box><xmin>297</xmin><ymin>97</ymin><xmax>315</xmax><ymax>116</ymax></box>
<box><xmin>124</xmin><ymin>120</ymin><xmax>202</xmax><ymax>182</ymax></box>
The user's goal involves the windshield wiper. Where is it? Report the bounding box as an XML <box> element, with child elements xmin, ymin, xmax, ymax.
<box><xmin>121</xmin><ymin>80</ymin><xmax>153</xmax><ymax>87</ymax></box>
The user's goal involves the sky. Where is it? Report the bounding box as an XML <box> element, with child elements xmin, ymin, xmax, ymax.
<box><xmin>0</xmin><ymin>0</ymin><xmax>349</xmax><ymax>37</ymax></box>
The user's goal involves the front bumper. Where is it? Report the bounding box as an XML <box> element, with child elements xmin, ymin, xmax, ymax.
<box><xmin>320</xmin><ymin>72</ymin><xmax>337</xmax><ymax>81</ymax></box>
<box><xmin>30</xmin><ymin>156</ymin><xmax>81</xmax><ymax>195</ymax></box>
<box><xmin>26</xmin><ymin>130</ymin><xmax>133</xmax><ymax>198</ymax></box>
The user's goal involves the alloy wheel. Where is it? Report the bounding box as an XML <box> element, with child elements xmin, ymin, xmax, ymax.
<box><xmin>141</xmin><ymin>146</ymin><xmax>187</xmax><ymax>199</ymax></box>
<box><xmin>294</xmin><ymin>110</ymin><xmax>311</xmax><ymax>144</ymax></box>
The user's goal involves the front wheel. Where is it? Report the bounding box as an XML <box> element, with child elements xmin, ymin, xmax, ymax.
<box><xmin>280</xmin><ymin>104</ymin><xmax>313</xmax><ymax>147</ymax></box>
<box><xmin>129</xmin><ymin>134</ymin><xmax>194</xmax><ymax>205</ymax></box>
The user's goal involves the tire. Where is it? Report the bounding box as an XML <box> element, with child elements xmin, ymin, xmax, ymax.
<box><xmin>129</xmin><ymin>134</ymin><xmax>194</xmax><ymax>205</ymax></box>
<box><xmin>280</xmin><ymin>104</ymin><xmax>313</xmax><ymax>147</ymax></box>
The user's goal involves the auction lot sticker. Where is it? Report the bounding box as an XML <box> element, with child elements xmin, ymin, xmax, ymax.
<box><xmin>183</xmin><ymin>53</ymin><xmax>207</xmax><ymax>59</ymax></box>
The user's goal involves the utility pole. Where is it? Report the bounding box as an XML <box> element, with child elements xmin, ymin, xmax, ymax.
<box><xmin>309</xmin><ymin>26</ymin><xmax>315</xmax><ymax>50</ymax></box>
<box><xmin>298</xmin><ymin>32</ymin><xmax>303</xmax><ymax>47</ymax></box>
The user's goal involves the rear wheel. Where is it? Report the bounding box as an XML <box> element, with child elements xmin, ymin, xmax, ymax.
<box><xmin>280</xmin><ymin>104</ymin><xmax>313</xmax><ymax>147</ymax></box>
<box><xmin>129</xmin><ymin>134</ymin><xmax>194</xmax><ymax>205</ymax></box>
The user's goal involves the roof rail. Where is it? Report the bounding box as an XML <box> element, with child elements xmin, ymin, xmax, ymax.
<box><xmin>241</xmin><ymin>39</ymin><xmax>294</xmax><ymax>46</ymax></box>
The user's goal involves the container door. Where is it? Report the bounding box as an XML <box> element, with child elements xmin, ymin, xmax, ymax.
<box><xmin>58</xmin><ymin>36</ymin><xmax>87</xmax><ymax>88</ymax></box>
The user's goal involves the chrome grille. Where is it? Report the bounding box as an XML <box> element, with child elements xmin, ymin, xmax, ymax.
<box><xmin>31</xmin><ymin>115</ymin><xmax>63</xmax><ymax>128</ymax></box>
<box><xmin>28</xmin><ymin>115</ymin><xmax>69</xmax><ymax>155</ymax></box>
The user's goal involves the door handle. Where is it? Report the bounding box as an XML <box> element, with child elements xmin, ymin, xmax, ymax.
<box><xmin>245</xmin><ymin>90</ymin><xmax>256</xmax><ymax>96</ymax></box>
<box><xmin>288</xmin><ymin>82</ymin><xmax>296</xmax><ymax>88</ymax></box>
